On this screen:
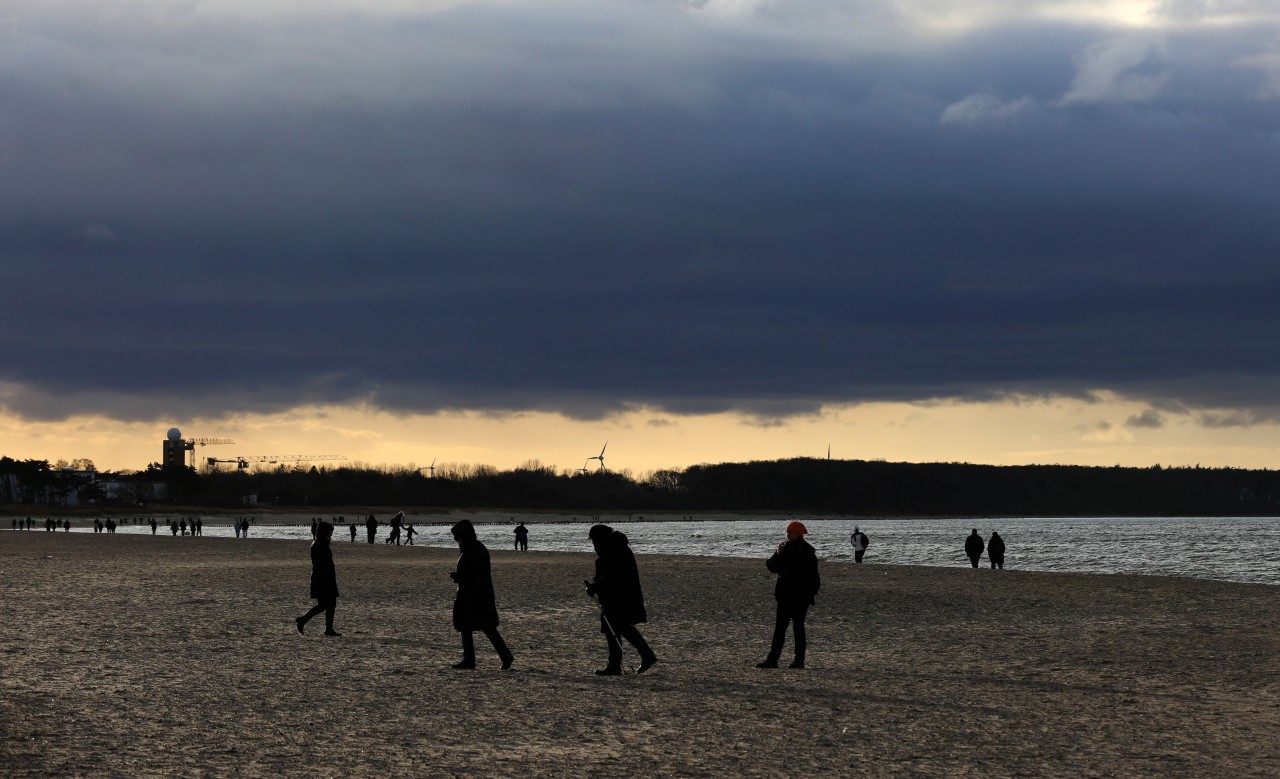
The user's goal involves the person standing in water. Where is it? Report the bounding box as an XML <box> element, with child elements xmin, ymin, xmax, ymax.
<box><xmin>296</xmin><ymin>521</ymin><xmax>342</xmax><ymax>636</ymax></box>
<box><xmin>758</xmin><ymin>520</ymin><xmax>820</xmax><ymax>670</ymax></box>
<box><xmin>448</xmin><ymin>520</ymin><xmax>514</xmax><ymax>670</ymax></box>
<box><xmin>850</xmin><ymin>527</ymin><xmax>869</xmax><ymax>563</ymax></box>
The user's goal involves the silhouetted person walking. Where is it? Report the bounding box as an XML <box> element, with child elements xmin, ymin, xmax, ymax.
<box><xmin>988</xmin><ymin>531</ymin><xmax>1005</xmax><ymax>570</ymax></box>
<box><xmin>965</xmin><ymin>529</ymin><xmax>984</xmax><ymax>568</ymax></box>
<box><xmin>349</xmin><ymin>523</ymin><xmax>357</xmax><ymax>543</ymax></box>
<box><xmin>850</xmin><ymin>526</ymin><xmax>869</xmax><ymax>563</ymax></box>
<box><xmin>585</xmin><ymin>524</ymin><xmax>657</xmax><ymax>675</ymax></box>
<box><xmin>365</xmin><ymin>514</ymin><xmax>378</xmax><ymax>544</ymax></box>
<box><xmin>758</xmin><ymin>520</ymin><xmax>821</xmax><ymax>670</ymax></box>
<box><xmin>448</xmin><ymin>519</ymin><xmax>514</xmax><ymax>670</ymax></box>
<box><xmin>514</xmin><ymin>523</ymin><xmax>528</xmax><ymax>551</ymax></box>
<box><xmin>296</xmin><ymin>521</ymin><xmax>341</xmax><ymax>636</ymax></box>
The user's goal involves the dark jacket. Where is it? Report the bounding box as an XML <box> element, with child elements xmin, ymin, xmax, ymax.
<box><xmin>309</xmin><ymin>539</ymin><xmax>339</xmax><ymax>600</ymax></box>
<box><xmin>452</xmin><ymin>538</ymin><xmax>500</xmax><ymax>632</ymax></box>
<box><xmin>987</xmin><ymin>533</ymin><xmax>1006</xmax><ymax>560</ymax></box>
<box><xmin>767</xmin><ymin>538</ymin><xmax>820</xmax><ymax>606</ymax></box>
<box><xmin>965</xmin><ymin>531</ymin><xmax>985</xmax><ymax>558</ymax></box>
<box><xmin>591</xmin><ymin>531</ymin><xmax>648</xmax><ymax>625</ymax></box>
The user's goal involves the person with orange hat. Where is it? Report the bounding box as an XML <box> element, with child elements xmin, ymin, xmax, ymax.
<box><xmin>757</xmin><ymin>520</ymin><xmax>820</xmax><ymax>669</ymax></box>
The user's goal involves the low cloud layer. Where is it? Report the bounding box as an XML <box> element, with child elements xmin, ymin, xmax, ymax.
<box><xmin>3</xmin><ymin>1</ymin><xmax>1280</xmax><ymax>427</ymax></box>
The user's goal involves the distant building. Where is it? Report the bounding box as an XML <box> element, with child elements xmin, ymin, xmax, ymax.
<box><xmin>162</xmin><ymin>428</ymin><xmax>188</xmax><ymax>472</ymax></box>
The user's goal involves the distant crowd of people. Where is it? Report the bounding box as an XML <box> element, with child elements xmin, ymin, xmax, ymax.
<box><xmin>7</xmin><ymin>515</ymin><xmax>258</xmax><ymax>537</ymax></box>
<box><xmin>7</xmin><ymin>513</ymin><xmax>1012</xmax><ymax>575</ymax></box>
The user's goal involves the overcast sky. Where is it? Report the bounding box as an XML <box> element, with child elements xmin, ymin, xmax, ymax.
<box><xmin>3</xmin><ymin>1</ymin><xmax>1280</xmax><ymax>472</ymax></box>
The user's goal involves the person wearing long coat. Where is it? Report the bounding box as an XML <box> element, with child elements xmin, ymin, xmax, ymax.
<box><xmin>296</xmin><ymin>521</ymin><xmax>341</xmax><ymax>636</ymax></box>
<box><xmin>965</xmin><ymin>529</ymin><xmax>985</xmax><ymax>568</ymax></box>
<box><xmin>758</xmin><ymin>520</ymin><xmax>821</xmax><ymax>669</ymax></box>
<box><xmin>586</xmin><ymin>524</ymin><xmax>658</xmax><ymax>675</ymax></box>
<box><xmin>449</xmin><ymin>520</ymin><xmax>514</xmax><ymax>670</ymax></box>
<box><xmin>987</xmin><ymin>531</ymin><xmax>1006</xmax><ymax>570</ymax></box>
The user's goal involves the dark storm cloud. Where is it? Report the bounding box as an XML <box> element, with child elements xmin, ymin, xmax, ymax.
<box><xmin>1126</xmin><ymin>409</ymin><xmax>1165</xmax><ymax>429</ymax></box>
<box><xmin>3</xmin><ymin>1</ymin><xmax>1280</xmax><ymax>424</ymax></box>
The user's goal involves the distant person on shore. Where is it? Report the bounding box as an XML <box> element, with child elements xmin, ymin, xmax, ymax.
<box><xmin>850</xmin><ymin>527</ymin><xmax>869</xmax><ymax>563</ymax></box>
<box><xmin>585</xmin><ymin>524</ymin><xmax>657</xmax><ymax>675</ymax></box>
<box><xmin>514</xmin><ymin>523</ymin><xmax>529</xmax><ymax>551</ymax></box>
<box><xmin>180</xmin><ymin>518</ymin><xmax>187</xmax><ymax>537</ymax></box>
<box><xmin>965</xmin><ymin>529</ymin><xmax>984</xmax><ymax>568</ymax></box>
<box><xmin>387</xmin><ymin>512</ymin><xmax>404</xmax><ymax>546</ymax></box>
<box><xmin>404</xmin><ymin>524</ymin><xmax>417</xmax><ymax>546</ymax></box>
<box><xmin>365</xmin><ymin>514</ymin><xmax>378</xmax><ymax>544</ymax></box>
<box><xmin>150</xmin><ymin>518</ymin><xmax>157</xmax><ymax>535</ymax></box>
<box><xmin>448</xmin><ymin>519</ymin><xmax>514</xmax><ymax>670</ymax></box>
<box><xmin>195</xmin><ymin>518</ymin><xmax>202</xmax><ymax>537</ymax></box>
<box><xmin>311</xmin><ymin>518</ymin><xmax>319</xmax><ymax>539</ymax></box>
<box><xmin>349</xmin><ymin>523</ymin><xmax>357</xmax><ymax>543</ymax></box>
<box><xmin>170</xmin><ymin>520</ymin><xmax>179</xmax><ymax>536</ymax></box>
<box><xmin>296</xmin><ymin>521</ymin><xmax>341</xmax><ymax>637</ymax></box>
<box><xmin>242</xmin><ymin>519</ymin><xmax>250</xmax><ymax>538</ymax></box>
<box><xmin>758</xmin><ymin>520</ymin><xmax>821</xmax><ymax>670</ymax></box>
<box><xmin>63</xmin><ymin>519</ymin><xmax>70</xmax><ymax>532</ymax></box>
<box><xmin>988</xmin><ymin>532</ymin><xmax>1006</xmax><ymax>570</ymax></box>
<box><xmin>234</xmin><ymin>519</ymin><xmax>242</xmax><ymax>539</ymax></box>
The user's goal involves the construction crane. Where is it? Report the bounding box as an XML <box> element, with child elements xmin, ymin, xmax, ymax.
<box><xmin>206</xmin><ymin>455</ymin><xmax>347</xmax><ymax>472</ymax></box>
<box><xmin>185</xmin><ymin>439</ymin><xmax>236</xmax><ymax>468</ymax></box>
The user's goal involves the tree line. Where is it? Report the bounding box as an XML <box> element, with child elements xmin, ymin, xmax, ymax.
<box><xmin>4</xmin><ymin>455</ymin><xmax>1279</xmax><ymax>516</ymax></box>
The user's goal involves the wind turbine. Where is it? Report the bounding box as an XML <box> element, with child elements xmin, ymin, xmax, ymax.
<box><xmin>427</xmin><ymin>457</ymin><xmax>436</xmax><ymax>477</ymax></box>
<box><xmin>587</xmin><ymin>441</ymin><xmax>608</xmax><ymax>472</ymax></box>
<box><xmin>577</xmin><ymin>461</ymin><xmax>590</xmax><ymax>475</ymax></box>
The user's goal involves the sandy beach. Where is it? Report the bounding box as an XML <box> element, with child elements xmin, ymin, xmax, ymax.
<box><xmin>1</xmin><ymin>531</ymin><xmax>1276</xmax><ymax>777</ymax></box>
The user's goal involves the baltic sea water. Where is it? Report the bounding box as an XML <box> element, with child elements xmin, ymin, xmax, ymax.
<box><xmin>47</xmin><ymin>515</ymin><xmax>1279</xmax><ymax>586</ymax></box>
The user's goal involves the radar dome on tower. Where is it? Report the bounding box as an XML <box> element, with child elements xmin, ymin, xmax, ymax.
<box><xmin>167</xmin><ymin>427</ymin><xmax>182</xmax><ymax>441</ymax></box>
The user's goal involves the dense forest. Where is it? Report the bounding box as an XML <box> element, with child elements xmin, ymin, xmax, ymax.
<box><xmin>4</xmin><ymin>455</ymin><xmax>1279</xmax><ymax>516</ymax></box>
